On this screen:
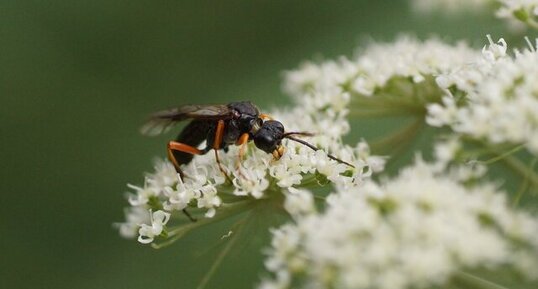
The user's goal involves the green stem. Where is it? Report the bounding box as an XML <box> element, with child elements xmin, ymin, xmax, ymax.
<box><xmin>453</xmin><ymin>271</ymin><xmax>510</xmax><ymax>289</ymax></box>
<box><xmin>297</xmin><ymin>174</ymin><xmax>318</xmax><ymax>188</ymax></box>
<box><xmin>196</xmin><ymin>213</ymin><xmax>250</xmax><ymax>289</ymax></box>
<box><xmin>478</xmin><ymin>144</ymin><xmax>524</xmax><ymax>165</ymax></box>
<box><xmin>512</xmin><ymin>158</ymin><xmax>537</xmax><ymax>207</ymax></box>
<box><xmin>501</xmin><ymin>154</ymin><xmax>538</xmax><ymax>190</ymax></box>
<box><xmin>475</xmin><ymin>142</ymin><xmax>538</xmax><ymax>190</ymax></box>
<box><xmin>348</xmin><ymin>108</ymin><xmax>421</xmax><ymax>118</ymax></box>
<box><xmin>152</xmin><ymin>200</ymin><xmax>255</xmax><ymax>249</ymax></box>
<box><xmin>369</xmin><ymin>118</ymin><xmax>424</xmax><ymax>155</ymax></box>
<box><xmin>350</xmin><ymin>98</ymin><xmax>416</xmax><ymax>109</ymax></box>
<box><xmin>525</xmin><ymin>18</ymin><xmax>538</xmax><ymax>30</ymax></box>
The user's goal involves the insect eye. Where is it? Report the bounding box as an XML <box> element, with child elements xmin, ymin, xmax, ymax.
<box><xmin>253</xmin><ymin>120</ymin><xmax>284</xmax><ymax>154</ymax></box>
<box><xmin>254</xmin><ymin>133</ymin><xmax>276</xmax><ymax>153</ymax></box>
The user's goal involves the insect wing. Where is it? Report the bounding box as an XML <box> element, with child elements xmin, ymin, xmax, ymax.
<box><xmin>140</xmin><ymin>104</ymin><xmax>232</xmax><ymax>136</ymax></box>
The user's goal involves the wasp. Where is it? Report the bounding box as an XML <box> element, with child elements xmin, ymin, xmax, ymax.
<box><xmin>141</xmin><ymin>101</ymin><xmax>353</xmax><ymax>220</ymax></box>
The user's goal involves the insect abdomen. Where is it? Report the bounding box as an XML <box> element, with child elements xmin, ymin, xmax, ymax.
<box><xmin>174</xmin><ymin>120</ymin><xmax>213</xmax><ymax>164</ymax></box>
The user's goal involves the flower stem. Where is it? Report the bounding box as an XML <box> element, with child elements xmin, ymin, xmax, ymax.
<box><xmin>478</xmin><ymin>144</ymin><xmax>524</xmax><ymax>165</ymax></box>
<box><xmin>501</xmin><ymin>154</ymin><xmax>538</xmax><ymax>190</ymax></box>
<box><xmin>369</xmin><ymin>117</ymin><xmax>424</xmax><ymax>155</ymax></box>
<box><xmin>152</xmin><ymin>200</ymin><xmax>255</xmax><ymax>249</ymax></box>
<box><xmin>525</xmin><ymin>18</ymin><xmax>538</xmax><ymax>30</ymax></box>
<box><xmin>348</xmin><ymin>108</ymin><xmax>421</xmax><ymax>118</ymax></box>
<box><xmin>453</xmin><ymin>271</ymin><xmax>509</xmax><ymax>289</ymax></box>
<box><xmin>196</xmin><ymin>213</ymin><xmax>250</xmax><ymax>289</ymax></box>
<box><xmin>476</xmin><ymin>142</ymin><xmax>538</xmax><ymax>191</ymax></box>
<box><xmin>512</xmin><ymin>157</ymin><xmax>537</xmax><ymax>207</ymax></box>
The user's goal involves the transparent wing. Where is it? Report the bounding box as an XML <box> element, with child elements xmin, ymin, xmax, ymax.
<box><xmin>140</xmin><ymin>104</ymin><xmax>233</xmax><ymax>136</ymax></box>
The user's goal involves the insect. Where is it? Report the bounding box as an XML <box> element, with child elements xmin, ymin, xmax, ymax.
<box><xmin>141</xmin><ymin>101</ymin><xmax>353</xmax><ymax>220</ymax></box>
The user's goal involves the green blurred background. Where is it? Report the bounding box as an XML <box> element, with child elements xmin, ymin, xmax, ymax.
<box><xmin>1</xmin><ymin>1</ymin><xmax>511</xmax><ymax>289</ymax></box>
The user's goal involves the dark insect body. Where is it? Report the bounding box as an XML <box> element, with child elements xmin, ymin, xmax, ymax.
<box><xmin>141</xmin><ymin>101</ymin><xmax>353</xmax><ymax>221</ymax></box>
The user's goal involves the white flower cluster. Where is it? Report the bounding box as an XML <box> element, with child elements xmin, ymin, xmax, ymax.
<box><xmin>117</xmin><ymin>160</ymin><xmax>225</xmax><ymax>242</ymax></box>
<box><xmin>117</xmin><ymin>87</ymin><xmax>385</xmax><ymax>244</ymax></box>
<box><xmin>284</xmin><ymin>36</ymin><xmax>479</xmax><ymax>99</ymax></box>
<box><xmin>427</xmin><ymin>36</ymin><xmax>538</xmax><ymax>155</ymax></box>
<box><xmin>260</xmin><ymin>158</ymin><xmax>538</xmax><ymax>289</ymax></box>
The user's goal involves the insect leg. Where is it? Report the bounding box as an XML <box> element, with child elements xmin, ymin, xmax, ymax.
<box><xmin>232</xmin><ymin>132</ymin><xmax>253</xmax><ymax>182</ymax></box>
<box><xmin>213</xmin><ymin>120</ymin><xmax>233</xmax><ymax>183</ymax></box>
<box><xmin>167</xmin><ymin>141</ymin><xmax>204</xmax><ymax>177</ymax></box>
<box><xmin>167</xmin><ymin>141</ymin><xmax>205</xmax><ymax>222</ymax></box>
<box><xmin>181</xmin><ymin>208</ymin><xmax>196</xmax><ymax>222</ymax></box>
<box><xmin>235</xmin><ymin>133</ymin><xmax>249</xmax><ymax>169</ymax></box>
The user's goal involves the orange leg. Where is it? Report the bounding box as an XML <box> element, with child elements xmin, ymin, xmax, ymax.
<box><xmin>167</xmin><ymin>141</ymin><xmax>203</xmax><ymax>176</ymax></box>
<box><xmin>167</xmin><ymin>141</ymin><xmax>202</xmax><ymax>222</ymax></box>
<box><xmin>213</xmin><ymin>120</ymin><xmax>225</xmax><ymax>149</ymax></box>
<box><xmin>213</xmin><ymin>120</ymin><xmax>233</xmax><ymax>183</ymax></box>
<box><xmin>235</xmin><ymin>133</ymin><xmax>249</xmax><ymax>169</ymax></box>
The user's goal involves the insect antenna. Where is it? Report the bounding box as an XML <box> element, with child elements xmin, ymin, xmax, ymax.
<box><xmin>284</xmin><ymin>135</ymin><xmax>355</xmax><ymax>168</ymax></box>
<box><xmin>283</xmin><ymin>132</ymin><xmax>316</xmax><ymax>138</ymax></box>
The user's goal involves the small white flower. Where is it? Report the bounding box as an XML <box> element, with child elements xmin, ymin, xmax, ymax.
<box><xmin>311</xmin><ymin>150</ymin><xmax>347</xmax><ymax>182</ymax></box>
<box><xmin>196</xmin><ymin>186</ymin><xmax>222</xmax><ymax>218</ymax></box>
<box><xmin>283</xmin><ymin>187</ymin><xmax>315</xmax><ymax>218</ymax></box>
<box><xmin>162</xmin><ymin>176</ymin><xmax>198</xmax><ymax>211</ymax></box>
<box><xmin>146</xmin><ymin>159</ymin><xmax>177</xmax><ymax>188</ymax></box>
<box><xmin>233</xmin><ymin>167</ymin><xmax>270</xmax><ymax>199</ymax></box>
<box><xmin>354</xmin><ymin>141</ymin><xmax>386</xmax><ymax>174</ymax></box>
<box><xmin>482</xmin><ymin>35</ymin><xmax>507</xmax><ymax>62</ymax></box>
<box><xmin>269</xmin><ymin>154</ymin><xmax>304</xmax><ymax>188</ymax></box>
<box><xmin>426</xmin><ymin>96</ymin><xmax>458</xmax><ymax>127</ymax></box>
<box><xmin>433</xmin><ymin>136</ymin><xmax>461</xmax><ymax>165</ymax></box>
<box><xmin>127</xmin><ymin>181</ymin><xmax>160</xmax><ymax>206</ymax></box>
<box><xmin>137</xmin><ymin>210</ymin><xmax>171</xmax><ymax>244</ymax></box>
<box><xmin>116</xmin><ymin>207</ymin><xmax>151</xmax><ymax>239</ymax></box>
